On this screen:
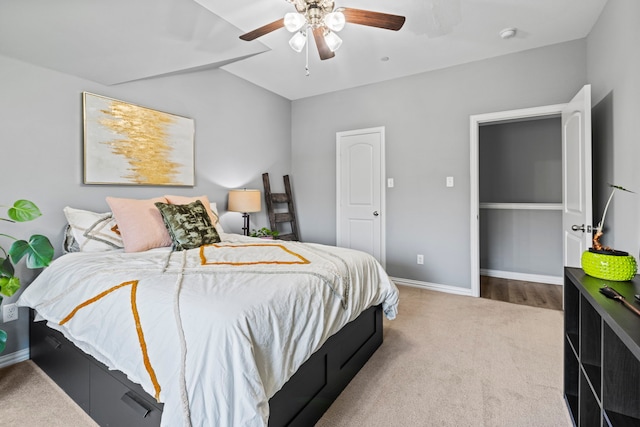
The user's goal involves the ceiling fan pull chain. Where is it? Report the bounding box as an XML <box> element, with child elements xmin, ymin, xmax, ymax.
<box><xmin>305</xmin><ymin>27</ymin><xmax>310</xmax><ymax>76</ymax></box>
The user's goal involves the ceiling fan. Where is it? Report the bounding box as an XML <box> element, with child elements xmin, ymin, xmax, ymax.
<box><xmin>239</xmin><ymin>0</ymin><xmax>406</xmax><ymax>61</ymax></box>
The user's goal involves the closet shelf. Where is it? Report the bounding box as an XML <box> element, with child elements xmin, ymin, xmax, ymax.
<box><xmin>479</xmin><ymin>203</ymin><xmax>562</xmax><ymax>211</ymax></box>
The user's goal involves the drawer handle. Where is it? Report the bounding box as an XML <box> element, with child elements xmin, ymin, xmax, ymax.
<box><xmin>121</xmin><ymin>391</ymin><xmax>152</xmax><ymax>418</ymax></box>
<box><xmin>44</xmin><ymin>336</ymin><xmax>62</xmax><ymax>350</ymax></box>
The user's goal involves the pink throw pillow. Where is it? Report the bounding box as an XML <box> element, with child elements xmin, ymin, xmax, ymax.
<box><xmin>106</xmin><ymin>196</ymin><xmax>172</xmax><ymax>252</ymax></box>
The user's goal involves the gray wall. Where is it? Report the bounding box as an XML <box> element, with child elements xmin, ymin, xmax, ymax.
<box><xmin>0</xmin><ymin>54</ymin><xmax>291</xmax><ymax>355</ymax></box>
<box><xmin>480</xmin><ymin>210</ymin><xmax>563</xmax><ymax>276</ymax></box>
<box><xmin>479</xmin><ymin>118</ymin><xmax>562</xmax><ymax>203</ymax></box>
<box><xmin>5</xmin><ymin>0</ymin><xmax>638</xmax><ymax>356</ymax></box>
<box><xmin>291</xmin><ymin>40</ymin><xmax>587</xmax><ymax>289</ymax></box>
<box><xmin>479</xmin><ymin>118</ymin><xmax>563</xmax><ymax>277</ymax></box>
<box><xmin>587</xmin><ymin>0</ymin><xmax>640</xmax><ymax>257</ymax></box>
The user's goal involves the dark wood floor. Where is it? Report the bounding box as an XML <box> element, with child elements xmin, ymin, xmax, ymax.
<box><xmin>480</xmin><ymin>275</ymin><xmax>563</xmax><ymax>311</ymax></box>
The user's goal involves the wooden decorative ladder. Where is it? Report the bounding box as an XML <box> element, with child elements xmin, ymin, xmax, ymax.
<box><xmin>262</xmin><ymin>173</ymin><xmax>300</xmax><ymax>241</ymax></box>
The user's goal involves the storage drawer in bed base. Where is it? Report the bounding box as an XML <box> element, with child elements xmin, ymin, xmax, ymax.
<box><xmin>30</xmin><ymin>311</ymin><xmax>163</xmax><ymax>426</ymax></box>
<box><xmin>30</xmin><ymin>304</ymin><xmax>383</xmax><ymax>426</ymax></box>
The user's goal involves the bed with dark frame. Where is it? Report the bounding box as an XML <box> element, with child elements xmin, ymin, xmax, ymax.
<box><xmin>30</xmin><ymin>304</ymin><xmax>383</xmax><ymax>427</ymax></box>
<box><xmin>21</xmin><ymin>199</ymin><xmax>396</xmax><ymax>426</ymax></box>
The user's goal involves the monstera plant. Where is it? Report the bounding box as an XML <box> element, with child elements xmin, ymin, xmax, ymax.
<box><xmin>0</xmin><ymin>200</ymin><xmax>53</xmax><ymax>353</ymax></box>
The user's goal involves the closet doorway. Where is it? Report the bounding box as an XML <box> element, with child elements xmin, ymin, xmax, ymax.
<box><xmin>469</xmin><ymin>85</ymin><xmax>593</xmax><ymax>298</ymax></box>
<box><xmin>480</xmin><ymin>116</ymin><xmax>563</xmax><ymax>287</ymax></box>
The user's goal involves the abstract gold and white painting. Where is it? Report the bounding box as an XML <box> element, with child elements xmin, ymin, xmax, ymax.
<box><xmin>83</xmin><ymin>92</ymin><xmax>194</xmax><ymax>186</ymax></box>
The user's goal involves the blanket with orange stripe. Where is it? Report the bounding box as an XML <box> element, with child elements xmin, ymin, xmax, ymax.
<box><xmin>19</xmin><ymin>234</ymin><xmax>399</xmax><ymax>426</ymax></box>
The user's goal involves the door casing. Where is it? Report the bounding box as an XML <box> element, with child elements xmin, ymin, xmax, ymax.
<box><xmin>470</xmin><ymin>104</ymin><xmax>568</xmax><ymax>297</ymax></box>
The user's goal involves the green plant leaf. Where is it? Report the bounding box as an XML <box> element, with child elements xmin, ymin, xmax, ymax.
<box><xmin>0</xmin><ymin>329</ymin><xmax>7</xmax><ymax>354</ymax></box>
<box><xmin>9</xmin><ymin>235</ymin><xmax>54</xmax><ymax>269</ymax></box>
<box><xmin>0</xmin><ymin>257</ymin><xmax>14</xmax><ymax>278</ymax></box>
<box><xmin>0</xmin><ymin>276</ymin><xmax>20</xmax><ymax>297</ymax></box>
<box><xmin>8</xmin><ymin>200</ymin><xmax>42</xmax><ymax>222</ymax></box>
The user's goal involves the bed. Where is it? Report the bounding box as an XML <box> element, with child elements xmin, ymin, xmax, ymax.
<box><xmin>18</xmin><ymin>198</ymin><xmax>399</xmax><ymax>427</ymax></box>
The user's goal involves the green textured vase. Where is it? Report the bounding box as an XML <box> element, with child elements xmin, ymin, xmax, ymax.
<box><xmin>581</xmin><ymin>250</ymin><xmax>638</xmax><ymax>281</ymax></box>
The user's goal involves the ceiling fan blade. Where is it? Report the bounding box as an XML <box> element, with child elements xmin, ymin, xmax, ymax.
<box><xmin>239</xmin><ymin>18</ymin><xmax>285</xmax><ymax>41</ymax></box>
<box><xmin>341</xmin><ymin>8</ymin><xmax>406</xmax><ymax>31</ymax></box>
<box><xmin>312</xmin><ymin>27</ymin><xmax>335</xmax><ymax>60</ymax></box>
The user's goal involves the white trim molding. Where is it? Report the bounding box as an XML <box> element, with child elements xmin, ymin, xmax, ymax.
<box><xmin>479</xmin><ymin>203</ymin><xmax>562</xmax><ymax>211</ymax></box>
<box><xmin>390</xmin><ymin>277</ymin><xmax>474</xmax><ymax>297</ymax></box>
<box><xmin>470</xmin><ymin>103</ymin><xmax>567</xmax><ymax>297</ymax></box>
<box><xmin>0</xmin><ymin>348</ymin><xmax>29</xmax><ymax>369</ymax></box>
<box><xmin>480</xmin><ymin>269</ymin><xmax>563</xmax><ymax>286</ymax></box>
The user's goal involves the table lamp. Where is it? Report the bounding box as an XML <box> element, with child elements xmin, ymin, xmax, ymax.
<box><xmin>228</xmin><ymin>189</ymin><xmax>262</xmax><ymax>236</ymax></box>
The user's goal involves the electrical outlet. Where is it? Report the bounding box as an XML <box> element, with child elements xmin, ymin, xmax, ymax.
<box><xmin>417</xmin><ymin>254</ymin><xmax>424</xmax><ymax>265</ymax></box>
<box><xmin>3</xmin><ymin>303</ymin><xmax>18</xmax><ymax>322</ymax></box>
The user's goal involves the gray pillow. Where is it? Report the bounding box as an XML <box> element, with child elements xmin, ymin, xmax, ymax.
<box><xmin>62</xmin><ymin>224</ymin><xmax>80</xmax><ymax>254</ymax></box>
<box><xmin>154</xmin><ymin>200</ymin><xmax>220</xmax><ymax>251</ymax></box>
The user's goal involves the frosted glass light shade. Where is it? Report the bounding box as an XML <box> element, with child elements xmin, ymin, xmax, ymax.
<box><xmin>284</xmin><ymin>12</ymin><xmax>306</xmax><ymax>32</ymax></box>
<box><xmin>289</xmin><ymin>31</ymin><xmax>307</xmax><ymax>52</ymax></box>
<box><xmin>228</xmin><ymin>189</ymin><xmax>261</xmax><ymax>213</ymax></box>
<box><xmin>324</xmin><ymin>11</ymin><xmax>345</xmax><ymax>31</ymax></box>
<box><xmin>324</xmin><ymin>31</ymin><xmax>342</xmax><ymax>52</ymax></box>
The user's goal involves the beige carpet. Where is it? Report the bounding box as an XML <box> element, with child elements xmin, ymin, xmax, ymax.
<box><xmin>0</xmin><ymin>285</ymin><xmax>572</xmax><ymax>426</ymax></box>
<box><xmin>317</xmin><ymin>286</ymin><xmax>572</xmax><ymax>427</ymax></box>
<box><xmin>0</xmin><ymin>359</ymin><xmax>97</xmax><ymax>426</ymax></box>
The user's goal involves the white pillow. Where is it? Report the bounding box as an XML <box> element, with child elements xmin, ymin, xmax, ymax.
<box><xmin>63</xmin><ymin>207</ymin><xmax>124</xmax><ymax>252</ymax></box>
<box><xmin>209</xmin><ymin>202</ymin><xmax>224</xmax><ymax>235</ymax></box>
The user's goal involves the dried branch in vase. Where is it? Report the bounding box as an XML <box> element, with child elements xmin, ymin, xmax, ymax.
<box><xmin>592</xmin><ymin>184</ymin><xmax>634</xmax><ymax>252</ymax></box>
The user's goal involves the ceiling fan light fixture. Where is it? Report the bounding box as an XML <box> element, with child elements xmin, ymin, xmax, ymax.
<box><xmin>287</xmin><ymin>0</ymin><xmax>307</xmax><ymax>13</ymax></box>
<box><xmin>324</xmin><ymin>30</ymin><xmax>342</xmax><ymax>52</ymax></box>
<box><xmin>324</xmin><ymin>11</ymin><xmax>346</xmax><ymax>32</ymax></box>
<box><xmin>284</xmin><ymin>12</ymin><xmax>306</xmax><ymax>32</ymax></box>
<box><xmin>289</xmin><ymin>31</ymin><xmax>307</xmax><ymax>52</ymax></box>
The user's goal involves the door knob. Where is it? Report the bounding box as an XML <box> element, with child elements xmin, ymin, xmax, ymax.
<box><xmin>571</xmin><ymin>224</ymin><xmax>585</xmax><ymax>232</ymax></box>
<box><xmin>373</xmin><ymin>211</ymin><xmax>379</xmax><ymax>217</ymax></box>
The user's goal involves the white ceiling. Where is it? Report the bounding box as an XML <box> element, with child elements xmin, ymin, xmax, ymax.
<box><xmin>0</xmin><ymin>0</ymin><xmax>607</xmax><ymax>100</ymax></box>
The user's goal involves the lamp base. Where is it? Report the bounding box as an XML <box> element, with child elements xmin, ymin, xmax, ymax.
<box><xmin>242</xmin><ymin>213</ymin><xmax>250</xmax><ymax>236</ymax></box>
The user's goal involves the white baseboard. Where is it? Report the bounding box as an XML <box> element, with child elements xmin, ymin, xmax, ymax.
<box><xmin>480</xmin><ymin>269</ymin><xmax>563</xmax><ymax>286</ymax></box>
<box><xmin>0</xmin><ymin>348</ymin><xmax>29</xmax><ymax>369</ymax></box>
<box><xmin>390</xmin><ymin>277</ymin><xmax>474</xmax><ymax>297</ymax></box>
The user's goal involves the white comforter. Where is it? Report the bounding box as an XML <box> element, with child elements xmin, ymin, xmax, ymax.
<box><xmin>18</xmin><ymin>234</ymin><xmax>399</xmax><ymax>426</ymax></box>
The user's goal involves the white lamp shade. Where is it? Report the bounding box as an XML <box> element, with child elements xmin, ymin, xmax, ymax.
<box><xmin>284</xmin><ymin>12</ymin><xmax>306</xmax><ymax>32</ymax></box>
<box><xmin>324</xmin><ymin>11</ymin><xmax>345</xmax><ymax>32</ymax></box>
<box><xmin>324</xmin><ymin>31</ymin><xmax>342</xmax><ymax>52</ymax></box>
<box><xmin>228</xmin><ymin>189</ymin><xmax>261</xmax><ymax>213</ymax></box>
<box><xmin>289</xmin><ymin>31</ymin><xmax>307</xmax><ymax>52</ymax></box>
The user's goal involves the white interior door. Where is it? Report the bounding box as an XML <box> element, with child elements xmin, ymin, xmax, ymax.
<box><xmin>562</xmin><ymin>84</ymin><xmax>593</xmax><ymax>267</ymax></box>
<box><xmin>336</xmin><ymin>127</ymin><xmax>385</xmax><ymax>266</ymax></box>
